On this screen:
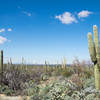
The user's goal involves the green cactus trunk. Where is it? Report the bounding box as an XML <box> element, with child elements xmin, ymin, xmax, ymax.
<box><xmin>88</xmin><ymin>25</ymin><xmax>100</xmax><ymax>90</ymax></box>
<box><xmin>94</xmin><ymin>64</ymin><xmax>100</xmax><ymax>90</ymax></box>
<box><xmin>0</xmin><ymin>50</ymin><xmax>3</xmax><ymax>84</ymax></box>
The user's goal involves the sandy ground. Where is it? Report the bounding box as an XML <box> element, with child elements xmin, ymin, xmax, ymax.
<box><xmin>0</xmin><ymin>94</ymin><xmax>30</xmax><ymax>100</ymax></box>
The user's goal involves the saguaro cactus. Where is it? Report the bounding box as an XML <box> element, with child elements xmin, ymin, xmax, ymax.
<box><xmin>88</xmin><ymin>25</ymin><xmax>100</xmax><ymax>90</ymax></box>
<box><xmin>44</xmin><ymin>60</ymin><xmax>47</xmax><ymax>72</ymax></box>
<box><xmin>62</xmin><ymin>57</ymin><xmax>67</xmax><ymax>69</ymax></box>
<box><xmin>0</xmin><ymin>50</ymin><xmax>3</xmax><ymax>83</ymax></box>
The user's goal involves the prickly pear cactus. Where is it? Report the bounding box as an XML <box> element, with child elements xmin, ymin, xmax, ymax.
<box><xmin>88</xmin><ymin>25</ymin><xmax>100</xmax><ymax>90</ymax></box>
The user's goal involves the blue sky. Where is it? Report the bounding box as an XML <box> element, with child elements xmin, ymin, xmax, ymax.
<box><xmin>0</xmin><ymin>0</ymin><xmax>100</xmax><ymax>64</ymax></box>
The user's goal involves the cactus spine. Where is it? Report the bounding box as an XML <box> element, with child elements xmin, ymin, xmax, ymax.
<box><xmin>88</xmin><ymin>25</ymin><xmax>100</xmax><ymax>90</ymax></box>
<box><xmin>0</xmin><ymin>50</ymin><xmax>3</xmax><ymax>83</ymax></box>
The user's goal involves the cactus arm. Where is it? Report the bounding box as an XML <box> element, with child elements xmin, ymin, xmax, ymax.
<box><xmin>93</xmin><ymin>25</ymin><xmax>99</xmax><ymax>53</ymax></box>
<box><xmin>93</xmin><ymin>25</ymin><xmax>100</xmax><ymax>65</ymax></box>
<box><xmin>88</xmin><ymin>32</ymin><xmax>97</xmax><ymax>63</ymax></box>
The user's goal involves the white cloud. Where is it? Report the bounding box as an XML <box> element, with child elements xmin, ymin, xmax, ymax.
<box><xmin>78</xmin><ymin>10</ymin><xmax>93</xmax><ymax>18</ymax></box>
<box><xmin>0</xmin><ymin>36</ymin><xmax>7</xmax><ymax>44</ymax></box>
<box><xmin>8</xmin><ymin>28</ymin><xmax>12</xmax><ymax>32</ymax></box>
<box><xmin>0</xmin><ymin>28</ymin><xmax>11</xmax><ymax>44</ymax></box>
<box><xmin>0</xmin><ymin>28</ymin><xmax>5</xmax><ymax>33</ymax></box>
<box><xmin>23</xmin><ymin>11</ymin><xmax>32</xmax><ymax>16</ymax></box>
<box><xmin>18</xmin><ymin>6</ymin><xmax>32</xmax><ymax>17</ymax></box>
<box><xmin>55</xmin><ymin>12</ymin><xmax>77</xmax><ymax>24</ymax></box>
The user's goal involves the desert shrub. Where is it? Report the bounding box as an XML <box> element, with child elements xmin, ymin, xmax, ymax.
<box><xmin>2</xmin><ymin>68</ymin><xmax>30</xmax><ymax>91</ymax></box>
<box><xmin>51</xmin><ymin>67</ymin><xmax>73</xmax><ymax>77</ymax></box>
<box><xmin>83</xmin><ymin>68</ymin><xmax>94</xmax><ymax>78</ymax></box>
<box><xmin>72</xmin><ymin>58</ymin><xmax>94</xmax><ymax>79</ymax></box>
<box><xmin>30</xmin><ymin>76</ymin><xmax>100</xmax><ymax>100</ymax></box>
<box><xmin>83</xmin><ymin>77</ymin><xmax>95</xmax><ymax>89</ymax></box>
<box><xmin>50</xmin><ymin>68</ymin><xmax>61</xmax><ymax>76</ymax></box>
<box><xmin>22</xmin><ymin>80</ymin><xmax>39</xmax><ymax>96</ymax></box>
<box><xmin>72</xmin><ymin>58</ymin><xmax>84</xmax><ymax>76</ymax></box>
<box><xmin>1</xmin><ymin>63</ymin><xmax>100</xmax><ymax>100</ymax></box>
<box><xmin>71</xmin><ymin>74</ymin><xmax>83</xmax><ymax>90</ymax></box>
<box><xmin>40</xmin><ymin>73</ymin><xmax>49</xmax><ymax>81</ymax></box>
<box><xmin>0</xmin><ymin>85</ymin><xmax>14</xmax><ymax>95</ymax></box>
<box><xmin>60</xmin><ymin>68</ymin><xmax>73</xmax><ymax>77</ymax></box>
<box><xmin>29</xmin><ymin>69</ymin><xmax>44</xmax><ymax>84</ymax></box>
<box><xmin>30</xmin><ymin>77</ymin><xmax>78</xmax><ymax>100</ymax></box>
<box><xmin>0</xmin><ymin>65</ymin><xmax>45</xmax><ymax>95</ymax></box>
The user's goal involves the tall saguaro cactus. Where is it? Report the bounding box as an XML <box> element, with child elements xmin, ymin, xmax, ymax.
<box><xmin>0</xmin><ymin>50</ymin><xmax>3</xmax><ymax>83</ymax></box>
<box><xmin>88</xmin><ymin>25</ymin><xmax>100</xmax><ymax>90</ymax></box>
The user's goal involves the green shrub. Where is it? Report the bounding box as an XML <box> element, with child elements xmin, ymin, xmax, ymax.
<box><xmin>60</xmin><ymin>68</ymin><xmax>73</xmax><ymax>77</ymax></box>
<box><xmin>23</xmin><ymin>80</ymin><xmax>39</xmax><ymax>96</ymax></box>
<box><xmin>40</xmin><ymin>73</ymin><xmax>49</xmax><ymax>81</ymax></box>
<box><xmin>0</xmin><ymin>85</ymin><xmax>14</xmax><ymax>95</ymax></box>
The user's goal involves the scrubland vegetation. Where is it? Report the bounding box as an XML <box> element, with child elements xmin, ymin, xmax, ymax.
<box><xmin>0</xmin><ymin>58</ymin><xmax>100</xmax><ymax>100</ymax></box>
